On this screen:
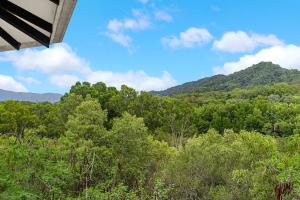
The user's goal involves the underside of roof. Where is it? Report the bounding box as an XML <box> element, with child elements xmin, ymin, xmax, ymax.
<box><xmin>0</xmin><ymin>0</ymin><xmax>77</xmax><ymax>52</ymax></box>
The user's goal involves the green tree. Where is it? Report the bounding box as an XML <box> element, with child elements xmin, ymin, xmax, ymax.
<box><xmin>66</xmin><ymin>99</ymin><xmax>107</xmax><ymax>142</ymax></box>
<box><xmin>108</xmin><ymin>112</ymin><xmax>172</xmax><ymax>194</ymax></box>
<box><xmin>0</xmin><ymin>101</ymin><xmax>37</xmax><ymax>140</ymax></box>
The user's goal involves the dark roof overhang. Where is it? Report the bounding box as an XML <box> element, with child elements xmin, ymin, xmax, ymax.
<box><xmin>0</xmin><ymin>0</ymin><xmax>77</xmax><ymax>51</ymax></box>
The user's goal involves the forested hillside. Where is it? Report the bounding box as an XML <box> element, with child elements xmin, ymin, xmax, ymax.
<box><xmin>0</xmin><ymin>89</ymin><xmax>62</xmax><ymax>103</ymax></box>
<box><xmin>153</xmin><ymin>62</ymin><xmax>300</xmax><ymax>96</ymax></box>
<box><xmin>1</xmin><ymin>81</ymin><xmax>300</xmax><ymax>199</ymax></box>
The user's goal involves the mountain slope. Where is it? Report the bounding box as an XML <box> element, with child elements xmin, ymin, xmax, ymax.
<box><xmin>153</xmin><ymin>62</ymin><xmax>300</xmax><ymax>96</ymax></box>
<box><xmin>0</xmin><ymin>89</ymin><xmax>62</xmax><ymax>103</ymax></box>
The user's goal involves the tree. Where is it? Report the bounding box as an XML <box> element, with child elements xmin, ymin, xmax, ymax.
<box><xmin>164</xmin><ymin>130</ymin><xmax>278</xmax><ymax>200</ymax></box>
<box><xmin>109</xmin><ymin>85</ymin><xmax>137</xmax><ymax>117</ymax></box>
<box><xmin>40</xmin><ymin>93</ymin><xmax>85</xmax><ymax>138</ymax></box>
<box><xmin>244</xmin><ymin>108</ymin><xmax>264</xmax><ymax>132</ymax></box>
<box><xmin>74</xmin><ymin>184</ymin><xmax>139</xmax><ymax>200</ymax></box>
<box><xmin>0</xmin><ymin>101</ymin><xmax>37</xmax><ymax>140</ymax></box>
<box><xmin>108</xmin><ymin>112</ymin><xmax>172</xmax><ymax>193</ymax></box>
<box><xmin>108</xmin><ymin>113</ymin><xmax>150</xmax><ymax>189</ymax></box>
<box><xmin>66</xmin><ymin>99</ymin><xmax>107</xmax><ymax>142</ymax></box>
<box><xmin>69</xmin><ymin>82</ymin><xmax>97</xmax><ymax>99</ymax></box>
<box><xmin>58</xmin><ymin>93</ymin><xmax>84</xmax><ymax>123</ymax></box>
<box><xmin>129</xmin><ymin>91</ymin><xmax>164</xmax><ymax>132</ymax></box>
<box><xmin>159</xmin><ymin>98</ymin><xmax>197</xmax><ymax>147</ymax></box>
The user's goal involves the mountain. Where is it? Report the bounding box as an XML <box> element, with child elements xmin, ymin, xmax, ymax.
<box><xmin>152</xmin><ymin>62</ymin><xmax>300</xmax><ymax>96</ymax></box>
<box><xmin>0</xmin><ymin>89</ymin><xmax>62</xmax><ymax>103</ymax></box>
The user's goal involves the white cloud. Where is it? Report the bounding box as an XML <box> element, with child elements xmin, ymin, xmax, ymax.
<box><xmin>0</xmin><ymin>75</ymin><xmax>27</xmax><ymax>92</ymax></box>
<box><xmin>17</xmin><ymin>76</ymin><xmax>41</xmax><ymax>85</ymax></box>
<box><xmin>213</xmin><ymin>31</ymin><xmax>284</xmax><ymax>53</ymax></box>
<box><xmin>108</xmin><ymin>10</ymin><xmax>151</xmax><ymax>32</ymax></box>
<box><xmin>87</xmin><ymin>70</ymin><xmax>176</xmax><ymax>91</ymax></box>
<box><xmin>106</xmin><ymin>10</ymin><xmax>151</xmax><ymax>49</ymax></box>
<box><xmin>50</xmin><ymin>74</ymin><xmax>81</xmax><ymax>88</ymax></box>
<box><xmin>155</xmin><ymin>10</ymin><xmax>173</xmax><ymax>22</ymax></box>
<box><xmin>214</xmin><ymin>45</ymin><xmax>300</xmax><ymax>75</ymax></box>
<box><xmin>106</xmin><ymin>32</ymin><xmax>132</xmax><ymax>48</ymax></box>
<box><xmin>162</xmin><ymin>27</ymin><xmax>213</xmax><ymax>49</ymax></box>
<box><xmin>105</xmin><ymin>7</ymin><xmax>173</xmax><ymax>50</ymax></box>
<box><xmin>2</xmin><ymin>44</ymin><xmax>90</xmax><ymax>75</ymax></box>
<box><xmin>50</xmin><ymin>70</ymin><xmax>176</xmax><ymax>91</ymax></box>
<box><xmin>1</xmin><ymin>44</ymin><xmax>177</xmax><ymax>91</ymax></box>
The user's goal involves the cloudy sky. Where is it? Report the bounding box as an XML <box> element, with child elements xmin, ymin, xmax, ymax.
<box><xmin>1</xmin><ymin>0</ymin><xmax>300</xmax><ymax>93</ymax></box>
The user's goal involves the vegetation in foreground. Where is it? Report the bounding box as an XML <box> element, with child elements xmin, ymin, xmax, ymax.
<box><xmin>1</xmin><ymin>81</ymin><xmax>300</xmax><ymax>199</ymax></box>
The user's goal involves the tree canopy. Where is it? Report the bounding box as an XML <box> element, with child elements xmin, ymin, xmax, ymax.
<box><xmin>1</xmin><ymin>81</ymin><xmax>300</xmax><ymax>199</ymax></box>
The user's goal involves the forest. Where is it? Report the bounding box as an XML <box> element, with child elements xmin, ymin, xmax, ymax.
<box><xmin>1</xmin><ymin>81</ymin><xmax>300</xmax><ymax>199</ymax></box>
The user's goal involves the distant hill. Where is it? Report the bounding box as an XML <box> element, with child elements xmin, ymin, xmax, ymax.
<box><xmin>0</xmin><ymin>89</ymin><xmax>62</xmax><ymax>103</ymax></box>
<box><xmin>152</xmin><ymin>62</ymin><xmax>300</xmax><ymax>96</ymax></box>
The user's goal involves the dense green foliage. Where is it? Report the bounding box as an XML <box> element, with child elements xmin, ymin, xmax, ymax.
<box><xmin>153</xmin><ymin>62</ymin><xmax>300</xmax><ymax>96</ymax></box>
<box><xmin>1</xmin><ymin>80</ymin><xmax>300</xmax><ymax>199</ymax></box>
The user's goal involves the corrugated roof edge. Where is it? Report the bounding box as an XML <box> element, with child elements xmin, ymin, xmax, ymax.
<box><xmin>0</xmin><ymin>0</ymin><xmax>77</xmax><ymax>52</ymax></box>
<box><xmin>51</xmin><ymin>0</ymin><xmax>77</xmax><ymax>44</ymax></box>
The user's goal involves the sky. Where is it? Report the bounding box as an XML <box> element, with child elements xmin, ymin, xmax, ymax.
<box><xmin>1</xmin><ymin>0</ymin><xmax>300</xmax><ymax>94</ymax></box>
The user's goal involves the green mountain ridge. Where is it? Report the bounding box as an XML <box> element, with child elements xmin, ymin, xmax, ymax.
<box><xmin>152</xmin><ymin>62</ymin><xmax>300</xmax><ymax>96</ymax></box>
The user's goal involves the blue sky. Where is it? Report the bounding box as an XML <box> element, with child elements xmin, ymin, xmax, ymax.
<box><xmin>1</xmin><ymin>0</ymin><xmax>300</xmax><ymax>93</ymax></box>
